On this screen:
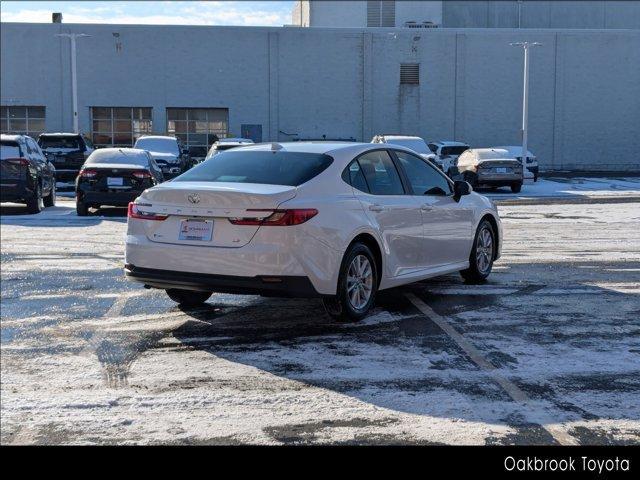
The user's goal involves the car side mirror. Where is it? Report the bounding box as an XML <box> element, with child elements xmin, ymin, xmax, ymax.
<box><xmin>453</xmin><ymin>180</ymin><xmax>472</xmax><ymax>201</ymax></box>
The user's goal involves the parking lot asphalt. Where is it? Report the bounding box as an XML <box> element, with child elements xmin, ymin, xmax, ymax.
<box><xmin>1</xmin><ymin>197</ymin><xmax>639</xmax><ymax>445</ymax></box>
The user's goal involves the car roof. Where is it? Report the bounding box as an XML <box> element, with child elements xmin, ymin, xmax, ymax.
<box><xmin>38</xmin><ymin>132</ymin><xmax>82</xmax><ymax>137</ymax></box>
<box><xmin>378</xmin><ymin>134</ymin><xmax>423</xmax><ymax>140</ymax></box>
<box><xmin>136</xmin><ymin>135</ymin><xmax>177</xmax><ymax>141</ymax></box>
<box><xmin>494</xmin><ymin>145</ymin><xmax>534</xmax><ymax>155</ymax></box>
<box><xmin>432</xmin><ymin>140</ymin><xmax>469</xmax><ymax>147</ymax></box>
<box><xmin>228</xmin><ymin>141</ymin><xmax>422</xmax><ymax>159</ymax></box>
<box><xmin>1</xmin><ymin>134</ymin><xmax>27</xmax><ymax>142</ymax></box>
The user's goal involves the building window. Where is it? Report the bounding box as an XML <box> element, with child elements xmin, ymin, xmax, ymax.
<box><xmin>166</xmin><ymin>108</ymin><xmax>229</xmax><ymax>148</ymax></box>
<box><xmin>367</xmin><ymin>1</ymin><xmax>395</xmax><ymax>27</ymax></box>
<box><xmin>400</xmin><ymin>64</ymin><xmax>420</xmax><ymax>84</ymax></box>
<box><xmin>91</xmin><ymin>107</ymin><xmax>152</xmax><ymax>147</ymax></box>
<box><xmin>0</xmin><ymin>106</ymin><xmax>46</xmax><ymax>138</ymax></box>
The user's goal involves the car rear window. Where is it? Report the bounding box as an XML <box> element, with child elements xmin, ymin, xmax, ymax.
<box><xmin>441</xmin><ymin>146</ymin><xmax>468</xmax><ymax>156</ymax></box>
<box><xmin>134</xmin><ymin>137</ymin><xmax>180</xmax><ymax>156</ymax></box>
<box><xmin>85</xmin><ymin>149</ymin><xmax>149</xmax><ymax>167</ymax></box>
<box><xmin>174</xmin><ymin>151</ymin><xmax>333</xmax><ymax>187</ymax></box>
<box><xmin>39</xmin><ymin>136</ymin><xmax>81</xmax><ymax>150</ymax></box>
<box><xmin>1</xmin><ymin>142</ymin><xmax>22</xmax><ymax>159</ymax></box>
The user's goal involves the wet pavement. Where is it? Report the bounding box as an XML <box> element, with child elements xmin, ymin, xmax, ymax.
<box><xmin>1</xmin><ymin>198</ymin><xmax>639</xmax><ymax>445</ymax></box>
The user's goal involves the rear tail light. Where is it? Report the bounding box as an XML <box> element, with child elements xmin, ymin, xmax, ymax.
<box><xmin>132</xmin><ymin>170</ymin><xmax>152</xmax><ymax>179</ymax></box>
<box><xmin>3</xmin><ymin>157</ymin><xmax>29</xmax><ymax>166</ymax></box>
<box><xmin>79</xmin><ymin>169</ymin><xmax>98</xmax><ymax>178</ymax></box>
<box><xmin>128</xmin><ymin>202</ymin><xmax>168</xmax><ymax>221</ymax></box>
<box><xmin>229</xmin><ymin>209</ymin><xmax>318</xmax><ymax>226</ymax></box>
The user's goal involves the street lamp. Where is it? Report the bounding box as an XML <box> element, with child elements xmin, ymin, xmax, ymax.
<box><xmin>510</xmin><ymin>41</ymin><xmax>541</xmax><ymax>174</ymax></box>
<box><xmin>55</xmin><ymin>33</ymin><xmax>90</xmax><ymax>134</ymax></box>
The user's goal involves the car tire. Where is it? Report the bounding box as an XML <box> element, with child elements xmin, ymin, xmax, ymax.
<box><xmin>166</xmin><ymin>289</ymin><xmax>212</xmax><ymax>307</ymax></box>
<box><xmin>76</xmin><ymin>200</ymin><xmax>89</xmax><ymax>216</ymax></box>
<box><xmin>26</xmin><ymin>184</ymin><xmax>43</xmax><ymax>214</ymax></box>
<box><xmin>511</xmin><ymin>182</ymin><xmax>522</xmax><ymax>193</ymax></box>
<box><xmin>534</xmin><ymin>174</ymin><xmax>538</xmax><ymax>182</ymax></box>
<box><xmin>460</xmin><ymin>219</ymin><xmax>496</xmax><ymax>284</ymax></box>
<box><xmin>323</xmin><ymin>242</ymin><xmax>378</xmax><ymax>323</ymax></box>
<box><xmin>43</xmin><ymin>182</ymin><xmax>56</xmax><ymax>207</ymax></box>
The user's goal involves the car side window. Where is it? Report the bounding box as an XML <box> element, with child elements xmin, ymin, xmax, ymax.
<box><xmin>394</xmin><ymin>150</ymin><xmax>452</xmax><ymax>196</ymax></box>
<box><xmin>356</xmin><ymin>150</ymin><xmax>405</xmax><ymax>196</ymax></box>
<box><xmin>342</xmin><ymin>160</ymin><xmax>370</xmax><ymax>193</ymax></box>
<box><xmin>428</xmin><ymin>143</ymin><xmax>438</xmax><ymax>154</ymax></box>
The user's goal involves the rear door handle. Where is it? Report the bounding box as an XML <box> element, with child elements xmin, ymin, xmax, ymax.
<box><xmin>421</xmin><ymin>204</ymin><xmax>434</xmax><ymax>211</ymax></box>
<box><xmin>369</xmin><ymin>204</ymin><xmax>385</xmax><ymax>212</ymax></box>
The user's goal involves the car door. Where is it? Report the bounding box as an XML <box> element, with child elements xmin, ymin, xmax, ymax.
<box><xmin>392</xmin><ymin>149</ymin><xmax>474</xmax><ymax>268</ymax></box>
<box><xmin>348</xmin><ymin>149</ymin><xmax>424</xmax><ymax>278</ymax></box>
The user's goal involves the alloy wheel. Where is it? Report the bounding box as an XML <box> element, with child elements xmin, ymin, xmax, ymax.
<box><xmin>346</xmin><ymin>254</ymin><xmax>373</xmax><ymax>310</ymax></box>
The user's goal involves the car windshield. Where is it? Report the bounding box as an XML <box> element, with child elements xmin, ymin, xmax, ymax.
<box><xmin>85</xmin><ymin>149</ymin><xmax>149</xmax><ymax>167</ymax></box>
<box><xmin>174</xmin><ymin>151</ymin><xmax>333</xmax><ymax>186</ymax></box>
<box><xmin>386</xmin><ymin>138</ymin><xmax>429</xmax><ymax>154</ymax></box>
<box><xmin>441</xmin><ymin>146</ymin><xmax>469</xmax><ymax>156</ymax></box>
<box><xmin>39</xmin><ymin>136</ymin><xmax>80</xmax><ymax>150</ymax></box>
<box><xmin>1</xmin><ymin>142</ymin><xmax>22</xmax><ymax>159</ymax></box>
<box><xmin>134</xmin><ymin>137</ymin><xmax>180</xmax><ymax>156</ymax></box>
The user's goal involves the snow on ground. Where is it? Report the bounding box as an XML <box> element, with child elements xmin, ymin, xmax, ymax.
<box><xmin>0</xmin><ymin>194</ymin><xmax>639</xmax><ymax>445</ymax></box>
<box><xmin>483</xmin><ymin>176</ymin><xmax>640</xmax><ymax>200</ymax></box>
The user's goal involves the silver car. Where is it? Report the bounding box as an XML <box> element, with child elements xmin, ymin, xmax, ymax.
<box><xmin>455</xmin><ymin>148</ymin><xmax>524</xmax><ymax>193</ymax></box>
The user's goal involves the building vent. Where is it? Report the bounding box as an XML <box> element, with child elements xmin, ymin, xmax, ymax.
<box><xmin>52</xmin><ymin>12</ymin><xmax>62</xmax><ymax>23</ymax></box>
<box><xmin>404</xmin><ymin>21</ymin><xmax>439</xmax><ymax>29</ymax></box>
<box><xmin>367</xmin><ymin>1</ymin><xmax>396</xmax><ymax>27</ymax></box>
<box><xmin>400</xmin><ymin>64</ymin><xmax>420</xmax><ymax>84</ymax></box>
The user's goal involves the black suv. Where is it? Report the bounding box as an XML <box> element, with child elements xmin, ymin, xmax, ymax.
<box><xmin>38</xmin><ymin>133</ymin><xmax>94</xmax><ymax>182</ymax></box>
<box><xmin>1</xmin><ymin>134</ymin><xmax>56</xmax><ymax>213</ymax></box>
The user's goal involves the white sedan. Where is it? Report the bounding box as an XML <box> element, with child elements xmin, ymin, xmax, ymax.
<box><xmin>125</xmin><ymin>142</ymin><xmax>502</xmax><ymax>321</ymax></box>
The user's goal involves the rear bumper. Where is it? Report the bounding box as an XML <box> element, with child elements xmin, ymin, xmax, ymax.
<box><xmin>0</xmin><ymin>181</ymin><xmax>33</xmax><ymax>202</ymax></box>
<box><xmin>78</xmin><ymin>189</ymin><xmax>143</xmax><ymax>206</ymax></box>
<box><xmin>477</xmin><ymin>173</ymin><xmax>523</xmax><ymax>186</ymax></box>
<box><xmin>125</xmin><ymin>264</ymin><xmax>321</xmax><ymax>298</ymax></box>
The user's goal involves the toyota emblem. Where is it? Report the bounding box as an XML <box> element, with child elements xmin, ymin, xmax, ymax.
<box><xmin>187</xmin><ymin>193</ymin><xmax>200</xmax><ymax>204</ymax></box>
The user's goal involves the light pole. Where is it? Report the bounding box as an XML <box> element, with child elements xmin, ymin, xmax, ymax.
<box><xmin>55</xmin><ymin>33</ymin><xmax>90</xmax><ymax>134</ymax></box>
<box><xmin>510</xmin><ymin>41</ymin><xmax>541</xmax><ymax>174</ymax></box>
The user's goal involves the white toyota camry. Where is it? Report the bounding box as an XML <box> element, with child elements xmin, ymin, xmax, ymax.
<box><xmin>125</xmin><ymin>142</ymin><xmax>502</xmax><ymax>321</ymax></box>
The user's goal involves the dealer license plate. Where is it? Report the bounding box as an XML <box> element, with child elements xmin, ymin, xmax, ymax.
<box><xmin>178</xmin><ymin>219</ymin><xmax>213</xmax><ymax>241</ymax></box>
<box><xmin>495</xmin><ymin>167</ymin><xmax>508</xmax><ymax>174</ymax></box>
<box><xmin>107</xmin><ymin>177</ymin><xmax>123</xmax><ymax>186</ymax></box>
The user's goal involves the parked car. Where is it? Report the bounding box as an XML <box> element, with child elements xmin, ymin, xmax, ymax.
<box><xmin>454</xmin><ymin>148</ymin><xmax>524</xmax><ymax>193</ymax></box>
<box><xmin>205</xmin><ymin>137</ymin><xmax>254</xmax><ymax>160</ymax></box>
<box><xmin>75</xmin><ymin>148</ymin><xmax>164</xmax><ymax>216</ymax></box>
<box><xmin>37</xmin><ymin>132</ymin><xmax>94</xmax><ymax>182</ymax></box>
<box><xmin>188</xmin><ymin>146</ymin><xmax>208</xmax><ymax>165</ymax></box>
<box><xmin>494</xmin><ymin>145</ymin><xmax>539</xmax><ymax>182</ymax></box>
<box><xmin>371</xmin><ymin>134</ymin><xmax>434</xmax><ymax>159</ymax></box>
<box><xmin>1</xmin><ymin>134</ymin><xmax>56</xmax><ymax>213</ymax></box>
<box><xmin>133</xmin><ymin>136</ymin><xmax>189</xmax><ymax>178</ymax></box>
<box><xmin>425</xmin><ymin>141</ymin><xmax>470</xmax><ymax>175</ymax></box>
<box><xmin>124</xmin><ymin>142</ymin><xmax>502</xmax><ymax>322</ymax></box>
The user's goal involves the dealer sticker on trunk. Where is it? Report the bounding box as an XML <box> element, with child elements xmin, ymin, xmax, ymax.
<box><xmin>178</xmin><ymin>219</ymin><xmax>213</xmax><ymax>241</ymax></box>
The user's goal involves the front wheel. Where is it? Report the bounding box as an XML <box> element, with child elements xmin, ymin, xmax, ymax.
<box><xmin>511</xmin><ymin>182</ymin><xmax>522</xmax><ymax>193</ymax></box>
<box><xmin>166</xmin><ymin>289</ymin><xmax>212</xmax><ymax>307</ymax></box>
<box><xmin>460</xmin><ymin>220</ymin><xmax>496</xmax><ymax>284</ymax></box>
<box><xmin>323</xmin><ymin>242</ymin><xmax>378</xmax><ymax>322</ymax></box>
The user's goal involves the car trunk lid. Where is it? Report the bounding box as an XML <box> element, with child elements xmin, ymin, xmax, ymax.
<box><xmin>136</xmin><ymin>181</ymin><xmax>297</xmax><ymax>248</ymax></box>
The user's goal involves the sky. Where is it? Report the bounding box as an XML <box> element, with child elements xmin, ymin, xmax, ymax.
<box><xmin>0</xmin><ymin>1</ymin><xmax>296</xmax><ymax>26</ymax></box>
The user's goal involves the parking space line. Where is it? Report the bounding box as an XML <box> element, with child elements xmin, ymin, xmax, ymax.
<box><xmin>405</xmin><ymin>293</ymin><xmax>579</xmax><ymax>446</ymax></box>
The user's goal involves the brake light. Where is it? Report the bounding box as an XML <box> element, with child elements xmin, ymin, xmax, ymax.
<box><xmin>4</xmin><ymin>157</ymin><xmax>29</xmax><ymax>166</ymax></box>
<box><xmin>229</xmin><ymin>209</ymin><xmax>318</xmax><ymax>226</ymax></box>
<box><xmin>127</xmin><ymin>202</ymin><xmax>168</xmax><ymax>221</ymax></box>
<box><xmin>79</xmin><ymin>169</ymin><xmax>98</xmax><ymax>178</ymax></box>
<box><xmin>132</xmin><ymin>170</ymin><xmax>152</xmax><ymax>179</ymax></box>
